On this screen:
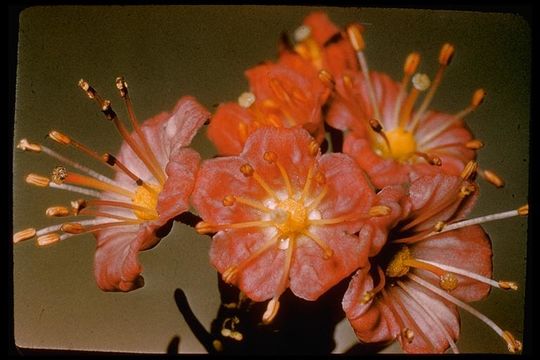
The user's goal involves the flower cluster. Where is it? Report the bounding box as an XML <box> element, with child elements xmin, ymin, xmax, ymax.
<box><xmin>13</xmin><ymin>11</ymin><xmax>527</xmax><ymax>354</ymax></box>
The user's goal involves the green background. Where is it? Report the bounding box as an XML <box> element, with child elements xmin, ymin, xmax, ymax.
<box><xmin>12</xmin><ymin>5</ymin><xmax>529</xmax><ymax>354</ymax></box>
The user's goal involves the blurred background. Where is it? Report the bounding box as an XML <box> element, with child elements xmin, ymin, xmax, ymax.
<box><xmin>12</xmin><ymin>5</ymin><xmax>529</xmax><ymax>354</ymax></box>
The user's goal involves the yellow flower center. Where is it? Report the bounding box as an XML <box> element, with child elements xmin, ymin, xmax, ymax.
<box><xmin>379</xmin><ymin>128</ymin><xmax>417</xmax><ymax>162</ymax></box>
<box><xmin>132</xmin><ymin>184</ymin><xmax>161</xmax><ymax>220</ymax></box>
<box><xmin>275</xmin><ymin>198</ymin><xmax>309</xmax><ymax>237</ymax></box>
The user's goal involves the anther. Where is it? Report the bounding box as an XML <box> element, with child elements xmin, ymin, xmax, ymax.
<box><xmin>318</xmin><ymin>69</ymin><xmax>335</xmax><ymax>89</ymax></box>
<box><xmin>37</xmin><ymin>233</ymin><xmax>60</xmax><ymax>246</ymax></box>
<box><xmin>238</xmin><ymin>92</ymin><xmax>256</xmax><ymax>108</ymax></box>
<box><xmin>13</xmin><ymin>228</ymin><xmax>36</xmax><ymax>243</ymax></box>
<box><xmin>101</xmin><ymin>99</ymin><xmax>117</xmax><ymax>121</ymax></box>
<box><xmin>459</xmin><ymin>184</ymin><xmax>476</xmax><ymax>197</ymax></box>
<box><xmin>427</xmin><ymin>154</ymin><xmax>442</xmax><ymax>166</ymax></box>
<box><xmin>404</xmin><ymin>52</ymin><xmax>421</xmax><ymax>75</ymax></box>
<box><xmin>369</xmin><ymin>118</ymin><xmax>383</xmax><ymax>133</ymax></box>
<box><xmin>17</xmin><ymin>139</ymin><xmax>41</xmax><ymax>152</ymax></box>
<box><xmin>368</xmin><ymin>205</ymin><xmax>392</xmax><ymax>217</ymax></box>
<box><xmin>51</xmin><ymin>166</ymin><xmax>68</xmax><ymax>184</ymax></box>
<box><xmin>71</xmin><ymin>199</ymin><xmax>87</xmax><ymax>215</ymax></box>
<box><xmin>439</xmin><ymin>272</ymin><xmax>459</xmax><ymax>291</ymax></box>
<box><xmin>346</xmin><ymin>23</ymin><xmax>365</xmax><ymax>52</ymax></box>
<box><xmin>293</xmin><ymin>25</ymin><xmax>311</xmax><ymax>42</ymax></box>
<box><xmin>518</xmin><ymin>204</ymin><xmax>528</xmax><ymax>216</ymax></box>
<box><xmin>308</xmin><ymin>140</ymin><xmax>319</xmax><ymax>156</ymax></box>
<box><xmin>499</xmin><ymin>281</ymin><xmax>518</xmax><ymax>291</ymax></box>
<box><xmin>360</xmin><ymin>290</ymin><xmax>375</xmax><ymax>304</ymax></box>
<box><xmin>78</xmin><ymin>79</ymin><xmax>96</xmax><ymax>99</ymax></box>
<box><xmin>25</xmin><ymin>174</ymin><xmax>50</xmax><ymax>187</ymax></box>
<box><xmin>48</xmin><ymin>130</ymin><xmax>71</xmax><ymax>145</ymax></box>
<box><xmin>322</xmin><ymin>248</ymin><xmax>334</xmax><ymax>260</ymax></box>
<box><xmin>481</xmin><ymin>169</ymin><xmax>505</xmax><ymax>188</ymax></box>
<box><xmin>401</xmin><ymin>328</ymin><xmax>415</xmax><ymax>343</ymax></box>
<box><xmin>461</xmin><ymin>161</ymin><xmax>478</xmax><ymax>180</ymax></box>
<box><xmin>502</xmin><ymin>331</ymin><xmax>522</xmax><ymax>353</ymax></box>
<box><xmin>195</xmin><ymin>221</ymin><xmax>216</xmax><ymax>235</ymax></box>
<box><xmin>115</xmin><ymin>76</ymin><xmax>128</xmax><ymax>98</ymax></box>
<box><xmin>262</xmin><ymin>298</ymin><xmax>280</xmax><ymax>324</ymax></box>
<box><xmin>438</xmin><ymin>43</ymin><xmax>455</xmax><ymax>66</ymax></box>
<box><xmin>471</xmin><ymin>88</ymin><xmax>487</xmax><ymax>108</ymax></box>
<box><xmin>465</xmin><ymin>139</ymin><xmax>484</xmax><ymax>150</ymax></box>
<box><xmin>434</xmin><ymin>221</ymin><xmax>446</xmax><ymax>232</ymax></box>
<box><xmin>263</xmin><ymin>151</ymin><xmax>278</xmax><ymax>164</ymax></box>
<box><xmin>46</xmin><ymin>206</ymin><xmax>70</xmax><ymax>217</ymax></box>
<box><xmin>222</xmin><ymin>266</ymin><xmax>238</xmax><ymax>284</ymax></box>
<box><xmin>61</xmin><ymin>223</ymin><xmax>86</xmax><ymax>234</ymax></box>
<box><xmin>240</xmin><ymin>163</ymin><xmax>254</xmax><ymax>177</ymax></box>
<box><xmin>412</xmin><ymin>73</ymin><xmax>431</xmax><ymax>91</ymax></box>
<box><xmin>222</xmin><ymin>195</ymin><xmax>236</xmax><ymax>207</ymax></box>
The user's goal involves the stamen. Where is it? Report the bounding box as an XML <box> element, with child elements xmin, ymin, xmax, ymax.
<box><xmin>392</xmin><ymin>52</ymin><xmax>421</xmax><ymax>128</ymax></box>
<box><xmin>115</xmin><ymin>77</ymin><xmax>166</xmax><ymax>184</ymax></box>
<box><xmin>347</xmin><ymin>23</ymin><xmax>381</xmax><ymax>121</ymax></box>
<box><xmin>49</xmin><ymin>183</ymin><xmax>102</xmax><ymax>198</ymax></box>
<box><xmin>264</xmin><ymin>151</ymin><xmax>293</xmax><ymax>196</ymax></box>
<box><xmin>414</xmin><ymin>151</ymin><xmax>442</xmax><ymax>166</ymax></box>
<box><xmin>46</xmin><ymin>206</ymin><xmax>70</xmax><ymax>217</ymax></box>
<box><xmin>17</xmin><ymin>139</ymin><xmax>41</xmax><ymax>152</ymax></box>
<box><xmin>103</xmin><ymin>153</ymin><xmax>159</xmax><ymax>194</ymax></box>
<box><xmin>262</xmin><ymin>297</ymin><xmax>280</xmax><ymax>324</ymax></box>
<box><xmin>301</xmin><ymin>230</ymin><xmax>334</xmax><ymax>259</ymax></box>
<box><xmin>465</xmin><ymin>139</ymin><xmax>485</xmax><ymax>150</ymax></box>
<box><xmin>222</xmin><ymin>233</ymin><xmax>280</xmax><ymax>284</ymax></box>
<box><xmin>399</xmin><ymin>73</ymin><xmax>431</xmax><ymax>129</ymax></box>
<box><xmin>84</xmin><ymin>199</ymin><xmax>157</xmax><ymax>216</ymax></box>
<box><xmin>61</xmin><ymin>222</ymin><xmax>86</xmax><ymax>234</ymax></box>
<box><xmin>360</xmin><ymin>266</ymin><xmax>386</xmax><ymax>304</ymax></box>
<box><xmin>238</xmin><ymin>92</ymin><xmax>256</xmax><ymax>108</ymax></box>
<box><xmin>397</xmin><ymin>280</ymin><xmax>459</xmax><ymax>353</ymax></box>
<box><xmin>318</xmin><ymin>69</ymin><xmax>335</xmax><ymax>89</ymax></box>
<box><xmin>369</xmin><ymin>119</ymin><xmax>392</xmax><ymax>152</ymax></box>
<box><xmin>461</xmin><ymin>161</ymin><xmax>478</xmax><ymax>180</ymax></box>
<box><xmin>37</xmin><ymin>233</ymin><xmax>61</xmax><ymax>246</ymax></box>
<box><xmin>368</xmin><ymin>205</ymin><xmax>392</xmax><ymax>217</ymax></box>
<box><xmin>300</xmin><ymin>163</ymin><xmax>315</xmax><ymax>202</ymax></box>
<box><xmin>308</xmin><ymin>141</ymin><xmax>319</xmax><ymax>157</ymax></box>
<box><xmin>195</xmin><ymin>220</ymin><xmax>274</xmax><ymax>235</ymax></box>
<box><xmin>79</xmin><ymin>79</ymin><xmax>166</xmax><ymax>185</ymax></box>
<box><xmin>419</xmin><ymin>89</ymin><xmax>487</xmax><ymax>147</ymax></box>
<box><xmin>78</xmin><ymin>209</ymin><xmax>140</xmax><ymax>221</ymax></box>
<box><xmin>26</xmin><ymin>174</ymin><xmax>50</xmax><ymax>187</ymax></box>
<box><xmin>418</xmin><ymin>258</ymin><xmax>518</xmax><ymax>291</ymax></box>
<box><xmin>223</xmin><ymin>195</ymin><xmax>271</xmax><ymax>213</ymax></box>
<box><xmin>49</xmin><ymin>130</ymin><xmax>103</xmax><ymax>163</ymax></box>
<box><xmin>479</xmin><ymin>168</ymin><xmax>505</xmax><ymax>188</ymax></box>
<box><xmin>13</xmin><ymin>228</ymin><xmax>37</xmax><ymax>243</ymax></box>
<box><xmin>408</xmin><ymin>43</ymin><xmax>455</xmax><ymax>131</ymax></box>
<box><xmin>306</xmin><ymin>185</ymin><xmax>328</xmax><ymax>212</ymax></box>
<box><xmin>55</xmin><ymin>169</ymin><xmax>135</xmax><ymax>199</ymax></box>
<box><xmin>240</xmin><ymin>163</ymin><xmax>280</xmax><ymax>201</ymax></box>
<box><xmin>435</xmin><ymin>205</ymin><xmax>528</xmax><ymax>234</ymax></box>
<box><xmin>409</xmin><ymin>273</ymin><xmax>522</xmax><ymax>353</ymax></box>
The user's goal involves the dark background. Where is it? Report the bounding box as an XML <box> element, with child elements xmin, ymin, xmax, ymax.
<box><xmin>11</xmin><ymin>5</ymin><xmax>529</xmax><ymax>354</ymax></box>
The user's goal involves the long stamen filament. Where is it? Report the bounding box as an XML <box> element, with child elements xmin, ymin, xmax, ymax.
<box><xmin>62</xmin><ymin>172</ymin><xmax>134</xmax><ymax>198</ymax></box>
<box><xmin>436</xmin><ymin>205</ymin><xmax>527</xmax><ymax>234</ymax></box>
<box><xmin>196</xmin><ymin>220</ymin><xmax>274</xmax><ymax>235</ymax></box>
<box><xmin>115</xmin><ymin>77</ymin><xmax>167</xmax><ymax>183</ymax></box>
<box><xmin>361</xmin><ymin>266</ymin><xmax>386</xmax><ymax>304</ymax></box>
<box><xmin>301</xmin><ymin>229</ymin><xmax>334</xmax><ymax>259</ymax></box>
<box><xmin>417</xmin><ymin>258</ymin><xmax>517</xmax><ymax>290</ymax></box>
<box><xmin>408</xmin><ymin>273</ymin><xmax>522</xmax><ymax>353</ymax></box>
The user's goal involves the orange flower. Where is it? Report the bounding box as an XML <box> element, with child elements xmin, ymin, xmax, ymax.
<box><xmin>342</xmin><ymin>166</ymin><xmax>526</xmax><ymax>353</ymax></box>
<box><xmin>326</xmin><ymin>26</ymin><xmax>488</xmax><ymax>188</ymax></box>
<box><xmin>193</xmin><ymin>127</ymin><xmax>380</xmax><ymax>323</ymax></box>
<box><xmin>279</xmin><ymin>11</ymin><xmax>358</xmax><ymax>78</ymax></box>
<box><xmin>13</xmin><ymin>78</ymin><xmax>209</xmax><ymax>291</ymax></box>
<box><xmin>207</xmin><ymin>54</ymin><xmax>330</xmax><ymax>156</ymax></box>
